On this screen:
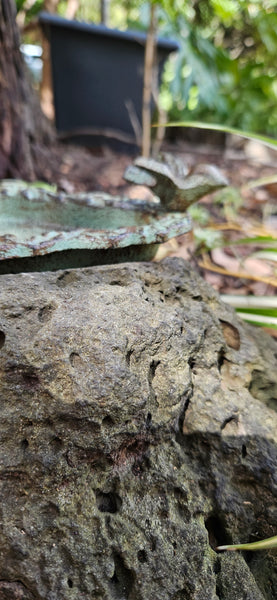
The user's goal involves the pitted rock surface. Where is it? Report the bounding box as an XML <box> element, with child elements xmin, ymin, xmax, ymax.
<box><xmin>0</xmin><ymin>258</ymin><xmax>276</xmax><ymax>600</ymax></box>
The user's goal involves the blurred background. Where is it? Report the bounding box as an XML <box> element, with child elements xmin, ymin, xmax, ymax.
<box><xmin>18</xmin><ymin>0</ymin><xmax>277</xmax><ymax>136</ymax></box>
<box><xmin>2</xmin><ymin>0</ymin><xmax>276</xmax><ymax>332</ymax></box>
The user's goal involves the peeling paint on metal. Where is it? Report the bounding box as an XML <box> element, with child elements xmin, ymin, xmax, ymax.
<box><xmin>0</xmin><ymin>181</ymin><xmax>191</xmax><ymax>269</ymax></box>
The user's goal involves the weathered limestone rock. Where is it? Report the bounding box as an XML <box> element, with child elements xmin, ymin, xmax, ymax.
<box><xmin>0</xmin><ymin>257</ymin><xmax>276</xmax><ymax>600</ymax></box>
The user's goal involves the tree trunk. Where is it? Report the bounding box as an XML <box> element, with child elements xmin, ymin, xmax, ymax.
<box><xmin>142</xmin><ymin>3</ymin><xmax>157</xmax><ymax>158</ymax></box>
<box><xmin>0</xmin><ymin>0</ymin><xmax>55</xmax><ymax>180</ymax></box>
<box><xmin>100</xmin><ymin>0</ymin><xmax>110</xmax><ymax>25</ymax></box>
<box><xmin>40</xmin><ymin>0</ymin><xmax>60</xmax><ymax>120</ymax></box>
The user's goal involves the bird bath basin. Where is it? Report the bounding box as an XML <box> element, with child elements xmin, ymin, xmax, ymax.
<box><xmin>0</xmin><ymin>158</ymin><xmax>227</xmax><ymax>274</ymax></box>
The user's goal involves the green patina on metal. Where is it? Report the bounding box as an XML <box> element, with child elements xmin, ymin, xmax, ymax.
<box><xmin>0</xmin><ymin>157</ymin><xmax>227</xmax><ymax>273</ymax></box>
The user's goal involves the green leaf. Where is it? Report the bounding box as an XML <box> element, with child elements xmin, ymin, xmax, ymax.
<box><xmin>237</xmin><ymin>307</ymin><xmax>277</xmax><ymax>317</ymax></box>
<box><xmin>187</xmin><ymin>204</ymin><xmax>210</xmax><ymax>225</ymax></box>
<box><xmin>236</xmin><ymin>312</ymin><xmax>277</xmax><ymax>329</ymax></box>
<box><xmin>231</xmin><ymin>236</ymin><xmax>277</xmax><ymax>246</ymax></box>
<box><xmin>193</xmin><ymin>227</ymin><xmax>223</xmax><ymax>250</ymax></box>
<box><xmin>252</xmin><ymin>249</ymin><xmax>277</xmax><ymax>261</ymax></box>
<box><xmin>28</xmin><ymin>182</ymin><xmax>57</xmax><ymax>192</ymax></box>
<box><xmin>156</xmin><ymin>120</ymin><xmax>277</xmax><ymax>150</ymax></box>
<box><xmin>221</xmin><ymin>295</ymin><xmax>277</xmax><ymax>309</ymax></box>
<box><xmin>221</xmin><ymin>296</ymin><xmax>277</xmax><ymax>329</ymax></box>
<box><xmin>217</xmin><ymin>535</ymin><xmax>277</xmax><ymax>551</ymax></box>
<box><xmin>243</xmin><ymin>174</ymin><xmax>277</xmax><ymax>190</ymax></box>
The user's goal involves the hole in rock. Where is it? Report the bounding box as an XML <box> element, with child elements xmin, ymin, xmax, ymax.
<box><xmin>132</xmin><ymin>455</ymin><xmax>150</xmax><ymax>476</ymax></box>
<box><xmin>205</xmin><ymin>514</ymin><xmax>229</xmax><ymax>550</ymax></box>
<box><xmin>150</xmin><ymin>537</ymin><xmax>156</xmax><ymax>552</ymax></box>
<box><xmin>67</xmin><ymin>578</ymin><xmax>73</xmax><ymax>588</ymax></box>
<box><xmin>50</xmin><ymin>437</ymin><xmax>63</xmax><ymax>451</ymax></box>
<box><xmin>22</xmin><ymin>372</ymin><xmax>40</xmax><ymax>389</ymax></box>
<box><xmin>38</xmin><ymin>304</ymin><xmax>55</xmax><ymax>323</ymax></box>
<box><xmin>56</xmin><ymin>270</ymin><xmax>79</xmax><ymax>287</ymax></box>
<box><xmin>96</xmin><ymin>490</ymin><xmax>122</xmax><ymax>514</ymax></box>
<box><xmin>109</xmin><ymin>552</ymin><xmax>135</xmax><ymax>599</ymax></box>
<box><xmin>248</xmin><ymin>369</ymin><xmax>276</xmax><ymax>412</ymax></box>
<box><xmin>176</xmin><ymin>391</ymin><xmax>193</xmax><ymax>441</ymax></box>
<box><xmin>241</xmin><ymin>444</ymin><xmax>247</xmax><ymax>458</ymax></box>
<box><xmin>146</xmin><ymin>412</ymin><xmax>152</xmax><ymax>427</ymax></box>
<box><xmin>137</xmin><ymin>549</ymin><xmax>147</xmax><ymax>563</ymax></box>
<box><xmin>111</xmin><ymin>572</ymin><xmax>119</xmax><ymax>584</ymax></box>
<box><xmin>213</xmin><ymin>556</ymin><xmax>221</xmax><ymax>575</ymax></box>
<box><xmin>69</xmin><ymin>352</ymin><xmax>82</xmax><ymax>368</ymax></box>
<box><xmin>131</xmin><ymin>442</ymin><xmax>151</xmax><ymax>475</ymax></box>
<box><xmin>126</xmin><ymin>349</ymin><xmax>133</xmax><ymax>367</ymax></box>
<box><xmin>21</xmin><ymin>439</ymin><xmax>29</xmax><ymax>450</ymax></box>
<box><xmin>0</xmin><ymin>330</ymin><xmax>5</xmax><ymax>349</ymax></box>
<box><xmin>173</xmin><ymin>486</ymin><xmax>190</xmax><ymax>521</ymax></box>
<box><xmin>217</xmin><ymin>348</ymin><xmax>225</xmax><ymax>372</ymax></box>
<box><xmin>41</xmin><ymin>501</ymin><xmax>60</xmax><ymax>519</ymax></box>
<box><xmin>102</xmin><ymin>415</ymin><xmax>115</xmax><ymax>427</ymax></box>
<box><xmin>171</xmin><ymin>590</ymin><xmax>192</xmax><ymax>600</ymax></box>
<box><xmin>220</xmin><ymin>415</ymin><xmax>237</xmax><ymax>431</ymax></box>
<box><xmin>188</xmin><ymin>357</ymin><xmax>196</xmax><ymax>370</ymax></box>
<box><xmin>149</xmin><ymin>360</ymin><xmax>160</xmax><ymax>383</ymax></box>
<box><xmin>219</xmin><ymin>320</ymin><xmax>240</xmax><ymax>350</ymax></box>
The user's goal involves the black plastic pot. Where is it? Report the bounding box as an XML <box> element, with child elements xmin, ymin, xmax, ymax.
<box><xmin>39</xmin><ymin>12</ymin><xmax>179</xmax><ymax>150</ymax></box>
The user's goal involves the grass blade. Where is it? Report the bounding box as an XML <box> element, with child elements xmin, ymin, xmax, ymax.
<box><xmin>158</xmin><ymin>121</ymin><xmax>277</xmax><ymax>150</ymax></box>
<box><xmin>252</xmin><ymin>250</ymin><xmax>277</xmax><ymax>261</ymax></box>
<box><xmin>221</xmin><ymin>295</ymin><xmax>277</xmax><ymax>309</ymax></box>
<box><xmin>217</xmin><ymin>535</ymin><xmax>277</xmax><ymax>552</ymax></box>
<box><xmin>236</xmin><ymin>312</ymin><xmax>277</xmax><ymax>328</ymax></box>
<box><xmin>242</xmin><ymin>174</ymin><xmax>277</xmax><ymax>191</ymax></box>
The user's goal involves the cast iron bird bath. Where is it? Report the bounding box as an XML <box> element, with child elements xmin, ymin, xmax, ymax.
<box><xmin>0</xmin><ymin>157</ymin><xmax>227</xmax><ymax>274</ymax></box>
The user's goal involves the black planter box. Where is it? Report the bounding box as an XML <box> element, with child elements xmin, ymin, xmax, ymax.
<box><xmin>39</xmin><ymin>12</ymin><xmax>179</xmax><ymax>149</ymax></box>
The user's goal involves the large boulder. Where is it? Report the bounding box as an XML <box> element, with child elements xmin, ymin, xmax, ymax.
<box><xmin>0</xmin><ymin>257</ymin><xmax>276</xmax><ymax>600</ymax></box>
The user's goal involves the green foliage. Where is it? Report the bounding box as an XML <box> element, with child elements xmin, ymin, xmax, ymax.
<box><xmin>180</xmin><ymin>1</ymin><xmax>277</xmax><ymax>135</ymax></box>
<box><xmin>187</xmin><ymin>204</ymin><xmax>210</xmax><ymax>225</ymax></box>
<box><xmin>142</xmin><ymin>0</ymin><xmax>277</xmax><ymax>136</ymax></box>
<box><xmin>192</xmin><ymin>227</ymin><xmax>223</xmax><ymax>251</ymax></box>
<box><xmin>213</xmin><ymin>186</ymin><xmax>243</xmax><ymax>221</ymax></box>
<box><xmin>15</xmin><ymin>0</ymin><xmax>44</xmax><ymax>21</ymax></box>
<box><xmin>159</xmin><ymin>12</ymin><xmax>234</xmax><ymax>120</ymax></box>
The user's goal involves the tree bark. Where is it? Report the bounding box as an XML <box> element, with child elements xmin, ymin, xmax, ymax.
<box><xmin>65</xmin><ymin>0</ymin><xmax>79</xmax><ymax>20</ymax></box>
<box><xmin>142</xmin><ymin>3</ymin><xmax>157</xmax><ymax>158</ymax></box>
<box><xmin>40</xmin><ymin>0</ymin><xmax>60</xmax><ymax>120</ymax></box>
<box><xmin>0</xmin><ymin>0</ymin><xmax>55</xmax><ymax>180</ymax></box>
<box><xmin>100</xmin><ymin>0</ymin><xmax>110</xmax><ymax>25</ymax></box>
